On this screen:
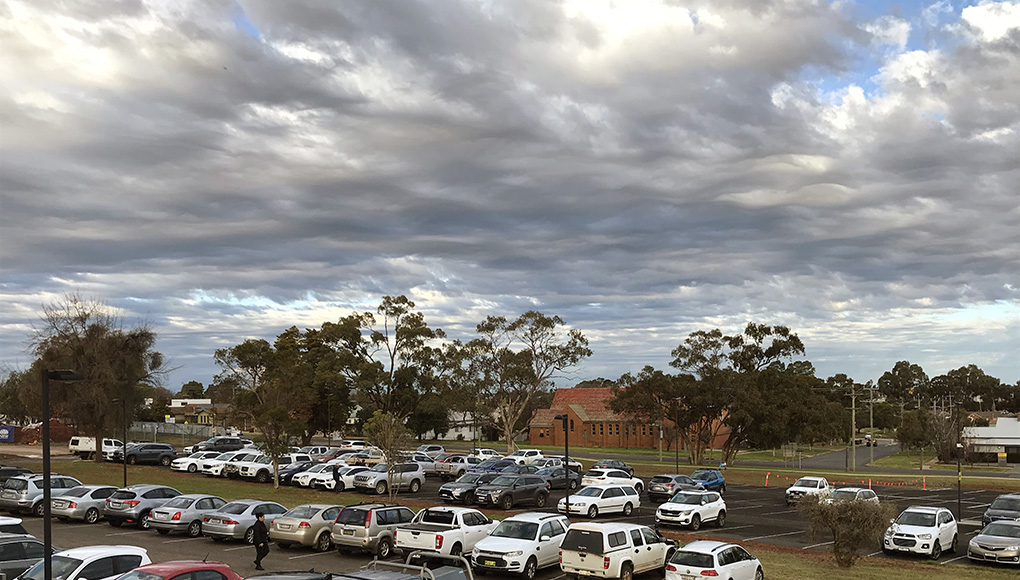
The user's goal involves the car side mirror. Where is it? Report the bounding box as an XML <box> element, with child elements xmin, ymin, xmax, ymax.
<box><xmin>540</xmin><ymin>535</ymin><xmax>551</xmax><ymax>541</ymax></box>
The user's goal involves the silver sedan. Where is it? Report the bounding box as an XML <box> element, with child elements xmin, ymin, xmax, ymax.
<box><xmin>969</xmin><ymin>520</ymin><xmax>1020</xmax><ymax>565</ymax></box>
<box><xmin>270</xmin><ymin>504</ymin><xmax>343</xmax><ymax>551</ymax></box>
<box><xmin>51</xmin><ymin>485</ymin><xmax>118</xmax><ymax>524</ymax></box>
<box><xmin>202</xmin><ymin>499</ymin><xmax>287</xmax><ymax>543</ymax></box>
<box><xmin>149</xmin><ymin>494</ymin><xmax>227</xmax><ymax>537</ymax></box>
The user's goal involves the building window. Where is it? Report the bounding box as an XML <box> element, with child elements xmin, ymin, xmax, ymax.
<box><xmin>592</xmin><ymin>425</ymin><xmax>596</xmax><ymax>436</ymax></box>
<box><xmin>615</xmin><ymin>424</ymin><xmax>620</xmax><ymax>435</ymax></box>
<box><xmin>570</xmin><ymin>419</ymin><xmax>574</xmax><ymax>431</ymax></box>
<box><xmin>642</xmin><ymin>425</ymin><xmax>646</xmax><ymax>436</ymax></box>
<box><xmin>599</xmin><ymin>424</ymin><xmax>604</xmax><ymax>435</ymax></box>
<box><xmin>538</xmin><ymin>431</ymin><xmax>544</xmax><ymax>438</ymax></box>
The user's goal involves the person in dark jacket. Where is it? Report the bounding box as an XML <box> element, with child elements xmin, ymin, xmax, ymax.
<box><xmin>332</xmin><ymin>462</ymin><xmax>341</xmax><ymax>492</ymax></box>
<box><xmin>253</xmin><ymin>511</ymin><xmax>270</xmax><ymax>570</ymax></box>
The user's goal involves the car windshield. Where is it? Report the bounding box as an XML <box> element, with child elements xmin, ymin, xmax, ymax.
<box><xmin>691</xmin><ymin>470</ymin><xmax>713</xmax><ymax>479</ymax></box>
<box><xmin>491</xmin><ymin>520</ymin><xmax>539</xmax><ymax>540</ymax></box>
<box><xmin>220</xmin><ymin>503</ymin><xmax>252</xmax><ymax>515</ymax></box>
<box><xmin>21</xmin><ymin>555</ymin><xmax>83</xmax><ymax>580</ymax></box>
<box><xmin>584</xmin><ymin>470</ymin><xmax>607</xmax><ymax>477</ymax></box>
<box><xmin>983</xmin><ymin>523</ymin><xmax>1020</xmax><ymax>538</ymax></box>
<box><xmin>188</xmin><ymin>452</ymin><xmax>208</xmax><ymax>459</ymax></box>
<box><xmin>670</xmin><ymin>551</ymin><xmax>713</xmax><ymax>568</ymax></box>
<box><xmin>305</xmin><ymin>465</ymin><xmax>330</xmax><ymax>473</ymax></box>
<box><xmin>163</xmin><ymin>497</ymin><xmax>196</xmax><ymax>508</ymax></box>
<box><xmin>285</xmin><ymin>505</ymin><xmax>320</xmax><ymax>519</ymax></box>
<box><xmin>255</xmin><ymin>457</ymin><xmax>272</xmax><ymax>465</ymax></box>
<box><xmin>668</xmin><ymin>493</ymin><xmax>703</xmax><ymax>505</ymax></box>
<box><xmin>456</xmin><ymin>473</ymin><xmax>483</xmax><ymax>484</ymax></box>
<box><xmin>490</xmin><ymin>476</ymin><xmax>517</xmax><ymax>486</ymax></box>
<box><xmin>576</xmin><ymin>487</ymin><xmax>604</xmax><ymax>498</ymax></box>
<box><xmin>794</xmin><ymin>478</ymin><xmax>819</xmax><ymax>488</ymax></box>
<box><xmin>62</xmin><ymin>487</ymin><xmax>91</xmax><ymax>498</ymax></box>
<box><xmin>896</xmin><ymin>511</ymin><xmax>936</xmax><ymax>527</ymax></box>
<box><xmin>371</xmin><ymin>463</ymin><xmax>388</xmax><ymax>472</ymax></box>
<box><xmin>537</xmin><ymin>468</ymin><xmax>559</xmax><ymax>476</ymax></box>
<box><xmin>476</xmin><ymin>460</ymin><xmax>497</xmax><ymax>469</ymax></box>
<box><xmin>991</xmin><ymin>498</ymin><xmax>1020</xmax><ymax>511</ymax></box>
<box><xmin>115</xmin><ymin>571</ymin><xmax>164</xmax><ymax>580</ymax></box>
<box><xmin>213</xmin><ymin>453</ymin><xmax>234</xmax><ymax>461</ymax></box>
<box><xmin>830</xmin><ymin>490</ymin><xmax>858</xmax><ymax>500</ymax></box>
<box><xmin>338</xmin><ymin>467</ymin><xmax>361</xmax><ymax>476</ymax></box>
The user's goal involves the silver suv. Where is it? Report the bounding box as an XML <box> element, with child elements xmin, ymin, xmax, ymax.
<box><xmin>331</xmin><ymin>503</ymin><xmax>416</xmax><ymax>558</ymax></box>
<box><xmin>102</xmin><ymin>484</ymin><xmax>182</xmax><ymax>529</ymax></box>
<box><xmin>353</xmin><ymin>463</ymin><xmax>425</xmax><ymax>495</ymax></box>
<box><xmin>0</xmin><ymin>475</ymin><xmax>83</xmax><ymax>516</ymax></box>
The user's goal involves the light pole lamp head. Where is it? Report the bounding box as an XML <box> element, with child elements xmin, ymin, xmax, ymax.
<box><xmin>46</xmin><ymin>369</ymin><xmax>82</xmax><ymax>381</ymax></box>
<box><xmin>554</xmin><ymin>414</ymin><xmax>568</xmax><ymax>431</ymax></box>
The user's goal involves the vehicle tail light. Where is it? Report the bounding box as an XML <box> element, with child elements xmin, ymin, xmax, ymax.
<box><xmin>365</xmin><ymin>510</ymin><xmax>373</xmax><ymax>528</ymax></box>
<box><xmin>558</xmin><ymin>551</ymin><xmax>562</xmax><ymax>564</ymax></box>
<box><xmin>203</xmin><ymin>517</ymin><xmax>210</xmax><ymax>522</ymax></box>
<box><xmin>700</xmin><ymin>571</ymin><xmax>719</xmax><ymax>576</ymax></box>
<box><xmin>106</xmin><ymin>499</ymin><xmax>111</xmax><ymax>504</ymax></box>
<box><xmin>603</xmin><ymin>557</ymin><xmax>610</xmax><ymax>570</ymax></box>
<box><xmin>666</xmin><ymin>565</ymin><xmax>677</xmax><ymax>572</ymax></box>
<box><xmin>172</xmin><ymin>512</ymin><xmax>181</xmax><ymax>521</ymax></box>
<box><xmin>299</xmin><ymin>521</ymin><xmax>311</xmax><ymax>528</ymax></box>
<box><xmin>436</xmin><ymin>535</ymin><xmax>444</xmax><ymax>550</ymax></box>
<box><xmin>223</xmin><ymin>519</ymin><xmax>239</xmax><ymax>525</ymax></box>
<box><xmin>68</xmin><ymin>502</ymin><xmax>78</xmax><ymax>509</ymax></box>
<box><xmin>124</xmin><ymin>500</ymin><xmax>140</xmax><ymax>507</ymax></box>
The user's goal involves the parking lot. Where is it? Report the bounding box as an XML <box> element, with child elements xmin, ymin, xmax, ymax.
<box><xmin>11</xmin><ymin>462</ymin><xmax>1006</xmax><ymax>577</ymax></box>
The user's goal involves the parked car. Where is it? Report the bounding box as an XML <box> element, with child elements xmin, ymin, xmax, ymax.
<box><xmin>470</xmin><ymin>513</ymin><xmax>570</xmax><ymax>579</ymax></box>
<box><xmin>559</xmin><ymin>523</ymin><xmax>675</xmax><ymax>580</ymax></box>
<box><xmin>547</xmin><ymin>455</ymin><xmax>583</xmax><ymax>472</ymax></box>
<box><xmin>557</xmin><ymin>484</ymin><xmax>640</xmax><ymax>519</ymax></box>
<box><xmin>18</xmin><ymin>545</ymin><xmax>150</xmax><ymax>580</ymax></box>
<box><xmin>0</xmin><ymin>467</ymin><xmax>32</xmax><ymax>485</ymax></box>
<box><xmin>295</xmin><ymin>446</ymin><xmax>331</xmax><ymax>458</ymax></box>
<box><xmin>824</xmin><ymin>487</ymin><xmax>879</xmax><ymax>504</ymax></box>
<box><xmin>647</xmin><ymin>475</ymin><xmax>703</xmax><ymax>503</ymax></box>
<box><xmin>982</xmin><ymin>493</ymin><xmax>1020</xmax><ymax>527</ymax></box>
<box><xmin>200</xmin><ymin>450</ymin><xmax>253</xmax><ymax>477</ymax></box>
<box><xmin>291</xmin><ymin>464</ymin><xmax>336</xmax><ymax>488</ymax></box>
<box><xmin>239</xmin><ymin>454</ymin><xmax>314</xmax><ymax>483</ymax></box>
<box><xmin>537</xmin><ymin>466</ymin><xmax>580</xmax><ymax>491</ymax></box>
<box><xmin>471</xmin><ymin>459</ymin><xmax>517</xmax><ymax>473</ymax></box>
<box><xmin>498</xmin><ymin>464</ymin><xmax>540</xmax><ymax>476</ymax></box>
<box><xmin>315</xmin><ymin>448</ymin><xmax>346</xmax><ymax>463</ymax></box>
<box><xmin>655</xmin><ymin>490</ymin><xmax>726</xmax><ymax>530</ymax></box>
<box><xmin>66</xmin><ymin>437</ymin><xmax>123</xmax><ymax>460</ymax></box>
<box><xmin>403</xmin><ymin>453</ymin><xmax>438</xmax><ymax>475</ymax></box>
<box><xmin>505</xmin><ymin>449</ymin><xmax>544</xmax><ymax>465</ymax></box>
<box><xmin>50</xmin><ymin>485</ymin><xmax>118</xmax><ymax>524</ymax></box>
<box><xmin>416</xmin><ymin>444</ymin><xmax>446</xmax><ymax>458</ymax></box>
<box><xmin>590</xmin><ymin>459</ymin><xmax>633</xmax><ymax>476</ymax></box>
<box><xmin>170</xmin><ymin>451</ymin><xmax>222</xmax><ymax>473</ymax></box>
<box><xmin>474</xmin><ymin>475</ymin><xmax>550</xmax><ymax>510</ymax></box>
<box><xmin>0</xmin><ymin>533</ymin><xmax>54</xmax><ymax>579</ymax></box>
<box><xmin>109</xmin><ymin>443</ymin><xmax>176</xmax><ymax>466</ymax></box>
<box><xmin>437</xmin><ymin>456</ymin><xmax>482</xmax><ymax>480</ymax></box>
<box><xmin>439</xmin><ymin>472</ymin><xmax>500</xmax><ymax>505</ymax></box>
<box><xmin>187</xmin><ymin>436</ymin><xmax>246</xmax><ymax>454</ymax></box>
<box><xmin>317</xmin><ymin>465</ymin><xmax>370</xmax><ymax>492</ymax></box>
<box><xmin>394</xmin><ymin>506</ymin><xmax>499</xmax><ymax>558</ymax></box>
<box><xmin>581</xmin><ymin>469</ymin><xmax>644</xmax><ymax>493</ymax></box>
<box><xmin>270</xmin><ymin>504</ymin><xmax>344</xmax><ymax>552</ymax></box>
<box><xmin>784</xmin><ymin>476</ymin><xmax>832</xmax><ymax>505</ymax></box>
<box><xmin>278</xmin><ymin>461</ymin><xmax>316</xmax><ymax>486</ymax></box>
<box><xmin>467</xmin><ymin>448</ymin><xmax>501</xmax><ymax>461</ymax></box>
<box><xmin>221</xmin><ymin>451</ymin><xmax>264</xmax><ymax>480</ymax></box>
<box><xmin>103</xmin><ymin>484</ymin><xmax>182</xmax><ymax>529</ymax></box>
<box><xmin>114</xmin><ymin>560</ymin><xmax>242</xmax><ymax>580</ymax></box>
<box><xmin>530</xmin><ymin>458</ymin><xmax>565</xmax><ymax>471</ymax></box>
<box><xmin>968</xmin><ymin>519</ymin><xmax>1020</xmax><ymax>565</ymax></box>
<box><xmin>338</xmin><ymin>440</ymin><xmax>370</xmax><ymax>452</ymax></box>
<box><xmin>353</xmin><ymin>462</ymin><xmax>425</xmax><ymax>495</ymax></box>
<box><xmin>0</xmin><ymin>517</ymin><xmax>28</xmax><ymax>535</ymax></box>
<box><xmin>148</xmin><ymin>493</ymin><xmax>227</xmax><ymax>537</ymax></box>
<box><xmin>0</xmin><ymin>475</ymin><xmax>82</xmax><ymax>516</ymax></box>
<box><xmin>883</xmin><ymin>505</ymin><xmax>958</xmax><ymax>560</ymax></box>
<box><xmin>666</xmin><ymin>540</ymin><xmax>763</xmax><ymax>580</ymax></box>
<box><xmin>331</xmin><ymin>503</ymin><xmax>416</xmax><ymax>558</ymax></box>
<box><xmin>202</xmin><ymin>499</ymin><xmax>288</xmax><ymax>543</ymax></box>
<box><xmin>349</xmin><ymin>447</ymin><xmax>386</xmax><ymax>466</ymax></box>
<box><xmin>690</xmin><ymin>469</ymin><xmax>726</xmax><ymax>493</ymax></box>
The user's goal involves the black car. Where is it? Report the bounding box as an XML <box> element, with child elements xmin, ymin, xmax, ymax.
<box><xmin>438</xmin><ymin>472</ymin><xmax>498</xmax><ymax>504</ymax></box>
<box><xmin>475</xmin><ymin>474</ymin><xmax>549</xmax><ymax>510</ymax></box>
<box><xmin>647</xmin><ymin>474</ymin><xmax>703</xmax><ymax>502</ymax></box>
<box><xmin>537</xmin><ymin>466</ymin><xmax>580</xmax><ymax>491</ymax></box>
<box><xmin>591</xmin><ymin>459</ymin><xmax>634</xmax><ymax>476</ymax></box>
<box><xmin>0</xmin><ymin>533</ymin><xmax>54</xmax><ymax>579</ymax></box>
<box><xmin>498</xmin><ymin>464</ymin><xmax>540</xmax><ymax>476</ymax></box>
<box><xmin>109</xmin><ymin>443</ymin><xmax>176</xmax><ymax>466</ymax></box>
<box><xmin>278</xmin><ymin>461</ymin><xmax>315</xmax><ymax>486</ymax></box>
<box><xmin>193</xmin><ymin>437</ymin><xmax>246</xmax><ymax>453</ymax></box>
<box><xmin>982</xmin><ymin>493</ymin><xmax>1020</xmax><ymax>526</ymax></box>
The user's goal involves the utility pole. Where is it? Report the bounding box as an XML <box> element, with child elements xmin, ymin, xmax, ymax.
<box><xmin>869</xmin><ymin>381</ymin><xmax>875</xmax><ymax>466</ymax></box>
<box><xmin>851</xmin><ymin>389</ymin><xmax>857</xmax><ymax>472</ymax></box>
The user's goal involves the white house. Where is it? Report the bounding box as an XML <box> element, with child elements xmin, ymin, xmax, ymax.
<box><xmin>963</xmin><ymin>416</ymin><xmax>1020</xmax><ymax>464</ymax></box>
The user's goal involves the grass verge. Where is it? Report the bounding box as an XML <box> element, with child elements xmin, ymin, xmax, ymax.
<box><xmin>871</xmin><ymin>447</ymin><xmax>1008</xmax><ymax>473</ymax></box>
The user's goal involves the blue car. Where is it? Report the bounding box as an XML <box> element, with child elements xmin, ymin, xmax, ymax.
<box><xmin>690</xmin><ymin>469</ymin><xmax>726</xmax><ymax>493</ymax></box>
<box><xmin>470</xmin><ymin>459</ymin><xmax>517</xmax><ymax>473</ymax></box>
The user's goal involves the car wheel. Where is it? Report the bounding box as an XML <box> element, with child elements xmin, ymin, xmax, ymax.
<box><xmin>409</xmin><ymin>479</ymin><xmax>421</xmax><ymax>493</ymax></box>
<box><xmin>187</xmin><ymin>464</ymin><xmax>197</xmax><ymax>473</ymax></box>
<box><xmin>716</xmin><ymin>510</ymin><xmax>726</xmax><ymax>527</ymax></box>
<box><xmin>501</xmin><ymin>495</ymin><xmax>514</xmax><ymax>510</ymax></box>
<box><xmin>754</xmin><ymin>567</ymin><xmax>764</xmax><ymax>580</ymax></box>
<box><xmin>622</xmin><ymin>502</ymin><xmax>633</xmax><ymax>516</ymax></box>
<box><xmin>930</xmin><ymin>541</ymin><xmax>942</xmax><ymax>561</ymax></box>
<box><xmin>689</xmin><ymin>514</ymin><xmax>701</xmax><ymax>531</ymax></box>
<box><xmin>620</xmin><ymin>562</ymin><xmax>633</xmax><ymax>580</ymax></box>
<box><xmin>256</xmin><ymin>470</ymin><xmax>271</xmax><ymax>484</ymax></box>
<box><xmin>127</xmin><ymin>455</ymin><xmax>137</xmax><ymax>465</ymax></box>
<box><xmin>160</xmin><ymin>455</ymin><xmax>172</xmax><ymax>466</ymax></box>
<box><xmin>377</xmin><ymin>537</ymin><xmax>393</xmax><ymax>559</ymax></box>
<box><xmin>522</xmin><ymin>557</ymin><xmax>537</xmax><ymax>580</ymax></box>
<box><xmin>138</xmin><ymin>511</ymin><xmax>151</xmax><ymax>529</ymax></box>
<box><xmin>84</xmin><ymin>507</ymin><xmax>100</xmax><ymax>524</ymax></box>
<box><xmin>244</xmin><ymin>526</ymin><xmax>255</xmax><ymax>544</ymax></box>
<box><xmin>568</xmin><ymin>479</ymin><xmax>578</xmax><ymax>490</ymax></box>
<box><xmin>188</xmin><ymin>520</ymin><xmax>202</xmax><ymax>537</ymax></box>
<box><xmin>315</xmin><ymin>532</ymin><xmax>332</xmax><ymax>552</ymax></box>
<box><xmin>32</xmin><ymin>502</ymin><xmax>45</xmax><ymax>517</ymax></box>
<box><xmin>950</xmin><ymin>534</ymin><xmax>958</xmax><ymax>554</ymax></box>
<box><xmin>450</xmin><ymin>543</ymin><xmax>463</xmax><ymax>557</ymax></box>
<box><xmin>336</xmin><ymin>481</ymin><xmax>345</xmax><ymax>492</ymax></box>
<box><xmin>157</xmin><ymin>528</ymin><xmax>170</xmax><ymax>535</ymax></box>
<box><xmin>463</xmin><ymin>491</ymin><xmax>475</xmax><ymax>505</ymax></box>
<box><xmin>536</xmin><ymin>493</ymin><xmax>548</xmax><ymax>508</ymax></box>
<box><xmin>634</xmin><ymin>483</ymin><xmax>643</xmax><ymax>494</ymax></box>
<box><xmin>587</xmin><ymin>505</ymin><xmax>599</xmax><ymax>519</ymax></box>
<box><xmin>108</xmin><ymin>519</ymin><xmax>123</xmax><ymax>527</ymax></box>
<box><xmin>375</xmin><ymin>481</ymin><xmax>388</xmax><ymax>495</ymax></box>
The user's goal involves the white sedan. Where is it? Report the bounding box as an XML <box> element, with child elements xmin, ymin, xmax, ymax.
<box><xmin>170</xmin><ymin>451</ymin><xmax>221</xmax><ymax>473</ymax></box>
<box><xmin>581</xmin><ymin>469</ymin><xmax>644</xmax><ymax>493</ymax></box>
<box><xmin>557</xmin><ymin>484</ymin><xmax>640</xmax><ymax>518</ymax></box>
<box><xmin>655</xmin><ymin>490</ymin><xmax>726</xmax><ymax>530</ymax></box>
<box><xmin>292</xmin><ymin>463</ymin><xmax>336</xmax><ymax>487</ymax></box>
<box><xmin>315</xmin><ymin>465</ymin><xmax>370</xmax><ymax>491</ymax></box>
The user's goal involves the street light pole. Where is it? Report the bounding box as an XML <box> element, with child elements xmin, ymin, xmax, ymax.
<box><xmin>111</xmin><ymin>398</ymin><xmax>128</xmax><ymax>487</ymax></box>
<box><xmin>41</xmin><ymin>369</ymin><xmax>82</xmax><ymax>580</ymax></box>
<box><xmin>869</xmin><ymin>382</ymin><xmax>875</xmax><ymax>467</ymax></box>
<box><xmin>555</xmin><ymin>414</ymin><xmax>569</xmax><ymax>515</ymax></box>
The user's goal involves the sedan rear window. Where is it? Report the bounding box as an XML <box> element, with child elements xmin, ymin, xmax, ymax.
<box><xmin>62</xmin><ymin>487</ymin><xmax>91</xmax><ymax>498</ymax></box>
<box><xmin>220</xmin><ymin>502</ymin><xmax>251</xmax><ymax>515</ymax></box>
<box><xmin>561</xmin><ymin>529</ymin><xmax>604</xmax><ymax>554</ymax></box>
<box><xmin>670</xmin><ymin>551</ymin><xmax>714</xmax><ymax>568</ymax></box>
<box><xmin>163</xmin><ymin>497</ymin><xmax>196</xmax><ymax>509</ymax></box>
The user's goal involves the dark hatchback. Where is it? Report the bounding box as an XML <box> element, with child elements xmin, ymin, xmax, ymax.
<box><xmin>983</xmin><ymin>494</ymin><xmax>1020</xmax><ymax>526</ymax></box>
<box><xmin>591</xmin><ymin>459</ymin><xmax>634</xmax><ymax>476</ymax></box>
<box><xmin>278</xmin><ymin>462</ymin><xmax>316</xmax><ymax>486</ymax></box>
<box><xmin>475</xmin><ymin>475</ymin><xmax>549</xmax><ymax>510</ymax></box>
<box><xmin>438</xmin><ymin>472</ymin><xmax>498</xmax><ymax>505</ymax></box>
<box><xmin>537</xmin><ymin>467</ymin><xmax>580</xmax><ymax>491</ymax></box>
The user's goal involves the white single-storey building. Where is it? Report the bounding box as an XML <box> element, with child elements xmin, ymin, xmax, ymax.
<box><xmin>963</xmin><ymin>417</ymin><xmax>1020</xmax><ymax>464</ymax></box>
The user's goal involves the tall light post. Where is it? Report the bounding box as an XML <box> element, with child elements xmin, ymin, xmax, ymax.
<box><xmin>41</xmin><ymin>369</ymin><xmax>82</xmax><ymax>580</ymax></box>
<box><xmin>957</xmin><ymin>442</ymin><xmax>963</xmax><ymax>520</ymax></box>
<box><xmin>869</xmin><ymin>381</ymin><xmax>875</xmax><ymax>467</ymax></box>
<box><xmin>554</xmin><ymin>414</ymin><xmax>569</xmax><ymax>515</ymax></box>
<box><xmin>111</xmin><ymin>398</ymin><xmax>128</xmax><ymax>487</ymax></box>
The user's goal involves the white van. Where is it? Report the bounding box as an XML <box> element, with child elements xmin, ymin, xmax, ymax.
<box><xmin>67</xmin><ymin>437</ymin><xmax>124</xmax><ymax>460</ymax></box>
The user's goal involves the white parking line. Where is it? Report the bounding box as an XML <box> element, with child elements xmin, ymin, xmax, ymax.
<box><xmin>762</xmin><ymin>509</ymin><xmax>797</xmax><ymax>516</ymax></box>
<box><xmin>224</xmin><ymin>546</ymin><xmax>251</xmax><ymax>552</ymax></box>
<box><xmin>743</xmin><ymin>530</ymin><xmax>802</xmax><ymax>541</ymax></box>
<box><xmin>802</xmin><ymin>541</ymin><xmax>833</xmax><ymax>550</ymax></box>
<box><xmin>715</xmin><ymin>525</ymin><xmax>754</xmax><ymax>532</ymax></box>
<box><xmin>164</xmin><ymin>537</ymin><xmax>206</xmax><ymax>544</ymax></box>
<box><xmin>939</xmin><ymin>555</ymin><xmax>968</xmax><ymax>565</ymax></box>
<box><xmin>963</xmin><ymin>490</ymin><xmax>985</xmax><ymax>495</ymax></box>
<box><xmin>288</xmin><ymin>552</ymin><xmax>333</xmax><ymax>560</ymax></box>
<box><xmin>105</xmin><ymin>531</ymin><xmax>148</xmax><ymax>537</ymax></box>
<box><xmin>866</xmin><ymin>551</ymin><xmax>883</xmax><ymax>557</ymax></box>
<box><xmin>727</xmin><ymin>505</ymin><xmax>765</xmax><ymax>511</ymax></box>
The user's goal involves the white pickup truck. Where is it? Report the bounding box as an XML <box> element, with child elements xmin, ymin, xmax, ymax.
<box><xmin>785</xmin><ymin>476</ymin><xmax>834</xmax><ymax>505</ymax></box>
<box><xmin>67</xmin><ymin>437</ymin><xmax>124</xmax><ymax>460</ymax></box>
<box><xmin>395</xmin><ymin>506</ymin><xmax>499</xmax><ymax>557</ymax></box>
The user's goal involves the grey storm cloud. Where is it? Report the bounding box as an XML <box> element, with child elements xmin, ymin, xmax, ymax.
<box><xmin>1</xmin><ymin>0</ymin><xmax>1018</xmax><ymax>387</ymax></box>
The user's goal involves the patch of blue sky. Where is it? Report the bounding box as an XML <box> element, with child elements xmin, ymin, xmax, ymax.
<box><xmin>231</xmin><ymin>0</ymin><xmax>261</xmax><ymax>39</ymax></box>
<box><xmin>935</xmin><ymin>300</ymin><xmax>1020</xmax><ymax>323</ymax></box>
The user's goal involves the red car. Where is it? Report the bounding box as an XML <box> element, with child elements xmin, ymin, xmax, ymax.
<box><xmin>115</xmin><ymin>561</ymin><xmax>243</xmax><ymax>580</ymax></box>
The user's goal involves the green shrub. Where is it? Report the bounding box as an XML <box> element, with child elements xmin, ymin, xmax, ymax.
<box><xmin>797</xmin><ymin>494</ymin><xmax>898</xmax><ymax>568</ymax></box>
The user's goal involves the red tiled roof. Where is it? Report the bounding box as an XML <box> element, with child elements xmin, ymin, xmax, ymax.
<box><xmin>534</xmin><ymin>388</ymin><xmax>632</xmax><ymax>423</ymax></box>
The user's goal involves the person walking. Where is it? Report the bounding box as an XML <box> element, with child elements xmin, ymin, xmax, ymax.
<box><xmin>253</xmin><ymin>511</ymin><xmax>270</xmax><ymax>570</ymax></box>
<box><xmin>332</xmin><ymin>461</ymin><xmax>342</xmax><ymax>492</ymax></box>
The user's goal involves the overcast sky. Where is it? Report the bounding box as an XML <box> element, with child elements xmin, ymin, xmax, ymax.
<box><xmin>1</xmin><ymin>0</ymin><xmax>1018</xmax><ymax>392</ymax></box>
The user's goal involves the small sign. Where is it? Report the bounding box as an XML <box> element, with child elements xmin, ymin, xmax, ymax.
<box><xmin>0</xmin><ymin>426</ymin><xmax>13</xmax><ymax>443</ymax></box>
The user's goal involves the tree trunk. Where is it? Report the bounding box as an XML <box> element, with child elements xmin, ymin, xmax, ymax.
<box><xmin>273</xmin><ymin>458</ymin><xmax>279</xmax><ymax>489</ymax></box>
<box><xmin>93</xmin><ymin>427</ymin><xmax>105</xmax><ymax>463</ymax></box>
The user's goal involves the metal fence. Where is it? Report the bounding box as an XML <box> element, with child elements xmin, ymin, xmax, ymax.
<box><xmin>126</xmin><ymin>421</ymin><xmax>217</xmax><ymax>447</ymax></box>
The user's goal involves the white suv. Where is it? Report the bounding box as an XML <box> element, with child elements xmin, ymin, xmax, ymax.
<box><xmin>470</xmin><ymin>513</ymin><xmax>570</xmax><ymax>579</ymax></box>
<box><xmin>655</xmin><ymin>490</ymin><xmax>726</xmax><ymax>531</ymax></box>
<box><xmin>883</xmin><ymin>506</ymin><xmax>958</xmax><ymax>560</ymax></box>
<box><xmin>559</xmin><ymin>522</ymin><xmax>675</xmax><ymax>580</ymax></box>
<box><xmin>353</xmin><ymin>462</ymin><xmax>425</xmax><ymax>495</ymax></box>
<box><xmin>506</xmin><ymin>449</ymin><xmax>544</xmax><ymax>465</ymax></box>
<box><xmin>784</xmin><ymin>476</ymin><xmax>833</xmax><ymax>505</ymax></box>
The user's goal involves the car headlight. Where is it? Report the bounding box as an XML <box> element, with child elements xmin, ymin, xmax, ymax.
<box><xmin>884</xmin><ymin>528</ymin><xmax>894</xmax><ymax>537</ymax></box>
<box><xmin>504</xmin><ymin>550</ymin><xmax>523</xmax><ymax>557</ymax></box>
<box><xmin>917</xmin><ymin>534</ymin><xmax>932</xmax><ymax>540</ymax></box>
<box><xmin>1007</xmin><ymin>545</ymin><xmax>1020</xmax><ymax>552</ymax></box>
<box><xmin>452</xmin><ymin>489</ymin><xmax>462</xmax><ymax>496</ymax></box>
